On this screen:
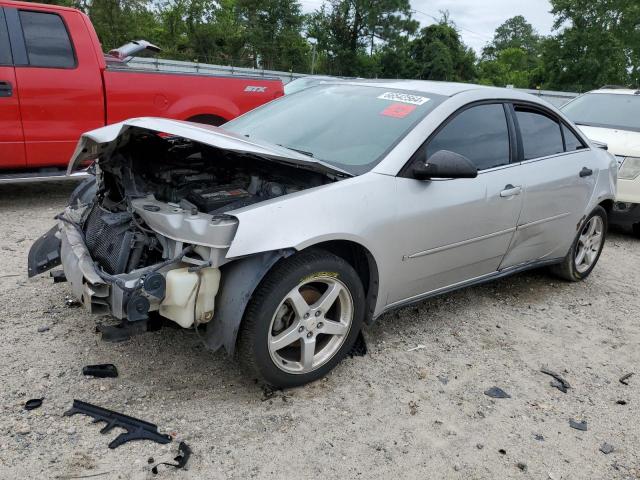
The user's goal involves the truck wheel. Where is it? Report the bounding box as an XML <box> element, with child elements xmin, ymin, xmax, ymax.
<box><xmin>237</xmin><ymin>249</ymin><xmax>365</xmax><ymax>388</ymax></box>
<box><xmin>551</xmin><ymin>206</ymin><xmax>607</xmax><ymax>281</ymax></box>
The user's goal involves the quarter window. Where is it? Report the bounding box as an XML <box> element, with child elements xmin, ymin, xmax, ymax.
<box><xmin>515</xmin><ymin>107</ymin><xmax>564</xmax><ymax>160</ymax></box>
<box><xmin>426</xmin><ymin>104</ymin><xmax>510</xmax><ymax>170</ymax></box>
<box><xmin>19</xmin><ymin>11</ymin><xmax>75</xmax><ymax>68</ymax></box>
<box><xmin>562</xmin><ymin>124</ymin><xmax>585</xmax><ymax>151</ymax></box>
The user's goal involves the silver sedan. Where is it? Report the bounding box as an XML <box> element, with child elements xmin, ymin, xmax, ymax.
<box><xmin>29</xmin><ymin>81</ymin><xmax>617</xmax><ymax>388</ymax></box>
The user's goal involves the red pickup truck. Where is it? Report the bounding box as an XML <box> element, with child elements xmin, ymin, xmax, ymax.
<box><xmin>0</xmin><ymin>0</ymin><xmax>283</xmax><ymax>181</ymax></box>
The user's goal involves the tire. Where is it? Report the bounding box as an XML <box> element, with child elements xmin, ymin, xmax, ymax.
<box><xmin>237</xmin><ymin>248</ymin><xmax>365</xmax><ymax>388</ymax></box>
<box><xmin>632</xmin><ymin>223</ymin><xmax>640</xmax><ymax>239</ymax></box>
<box><xmin>551</xmin><ymin>206</ymin><xmax>607</xmax><ymax>281</ymax></box>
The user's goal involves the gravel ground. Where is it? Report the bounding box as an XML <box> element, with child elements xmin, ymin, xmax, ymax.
<box><xmin>1</xmin><ymin>181</ymin><xmax>639</xmax><ymax>480</ymax></box>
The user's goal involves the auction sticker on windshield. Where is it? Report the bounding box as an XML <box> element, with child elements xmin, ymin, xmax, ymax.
<box><xmin>380</xmin><ymin>103</ymin><xmax>417</xmax><ymax>118</ymax></box>
<box><xmin>377</xmin><ymin>92</ymin><xmax>430</xmax><ymax>105</ymax></box>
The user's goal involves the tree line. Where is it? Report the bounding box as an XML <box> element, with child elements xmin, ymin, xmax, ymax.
<box><xmin>34</xmin><ymin>0</ymin><xmax>640</xmax><ymax>92</ymax></box>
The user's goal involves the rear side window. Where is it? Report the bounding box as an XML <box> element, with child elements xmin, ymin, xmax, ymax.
<box><xmin>515</xmin><ymin>107</ymin><xmax>564</xmax><ymax>160</ymax></box>
<box><xmin>562</xmin><ymin>124</ymin><xmax>585</xmax><ymax>151</ymax></box>
<box><xmin>0</xmin><ymin>9</ymin><xmax>12</xmax><ymax>65</ymax></box>
<box><xmin>426</xmin><ymin>104</ymin><xmax>510</xmax><ymax>170</ymax></box>
<box><xmin>19</xmin><ymin>11</ymin><xmax>75</xmax><ymax>68</ymax></box>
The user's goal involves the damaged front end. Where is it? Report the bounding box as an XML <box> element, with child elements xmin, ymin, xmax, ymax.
<box><xmin>29</xmin><ymin>118</ymin><xmax>346</xmax><ymax>341</ymax></box>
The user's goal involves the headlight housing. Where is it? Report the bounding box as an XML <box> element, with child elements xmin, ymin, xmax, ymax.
<box><xmin>618</xmin><ymin>157</ymin><xmax>640</xmax><ymax>180</ymax></box>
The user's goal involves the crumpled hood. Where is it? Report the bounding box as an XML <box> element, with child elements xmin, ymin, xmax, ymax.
<box><xmin>67</xmin><ymin>117</ymin><xmax>352</xmax><ymax>177</ymax></box>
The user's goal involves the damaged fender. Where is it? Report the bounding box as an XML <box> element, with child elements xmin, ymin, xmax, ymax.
<box><xmin>205</xmin><ymin>249</ymin><xmax>294</xmax><ymax>355</ymax></box>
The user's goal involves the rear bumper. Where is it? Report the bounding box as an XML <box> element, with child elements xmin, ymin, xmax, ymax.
<box><xmin>609</xmin><ymin>202</ymin><xmax>640</xmax><ymax>226</ymax></box>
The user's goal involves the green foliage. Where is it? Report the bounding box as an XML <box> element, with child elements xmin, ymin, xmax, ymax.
<box><xmin>20</xmin><ymin>0</ymin><xmax>640</xmax><ymax>91</ymax></box>
<box><xmin>540</xmin><ymin>0</ymin><xmax>639</xmax><ymax>91</ymax></box>
<box><xmin>477</xmin><ymin>16</ymin><xmax>542</xmax><ymax>88</ymax></box>
<box><xmin>408</xmin><ymin>21</ymin><xmax>477</xmax><ymax>81</ymax></box>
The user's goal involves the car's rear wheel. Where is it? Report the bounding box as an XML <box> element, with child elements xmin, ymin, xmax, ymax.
<box><xmin>551</xmin><ymin>206</ymin><xmax>607</xmax><ymax>281</ymax></box>
<box><xmin>237</xmin><ymin>249</ymin><xmax>365</xmax><ymax>388</ymax></box>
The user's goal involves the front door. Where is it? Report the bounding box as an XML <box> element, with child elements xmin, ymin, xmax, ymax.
<box><xmin>500</xmin><ymin>105</ymin><xmax>598</xmax><ymax>268</ymax></box>
<box><xmin>6</xmin><ymin>6</ymin><xmax>104</xmax><ymax>168</ymax></box>
<box><xmin>0</xmin><ymin>8</ymin><xmax>25</xmax><ymax>168</ymax></box>
<box><xmin>389</xmin><ymin>103</ymin><xmax>524</xmax><ymax>305</ymax></box>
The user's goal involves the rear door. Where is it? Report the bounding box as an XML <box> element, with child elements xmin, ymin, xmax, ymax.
<box><xmin>6</xmin><ymin>6</ymin><xmax>104</xmax><ymax>168</ymax></box>
<box><xmin>500</xmin><ymin>104</ymin><xmax>596</xmax><ymax>268</ymax></box>
<box><xmin>0</xmin><ymin>7</ymin><xmax>25</xmax><ymax>168</ymax></box>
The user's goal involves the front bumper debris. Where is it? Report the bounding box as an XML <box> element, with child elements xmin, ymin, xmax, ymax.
<box><xmin>27</xmin><ymin>225</ymin><xmax>62</xmax><ymax>277</ymax></box>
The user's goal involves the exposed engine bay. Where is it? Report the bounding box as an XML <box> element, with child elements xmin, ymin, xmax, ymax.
<box><xmin>83</xmin><ymin>130</ymin><xmax>334</xmax><ymax>276</ymax></box>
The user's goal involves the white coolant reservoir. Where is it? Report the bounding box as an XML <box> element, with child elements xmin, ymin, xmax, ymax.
<box><xmin>159</xmin><ymin>266</ymin><xmax>221</xmax><ymax>328</ymax></box>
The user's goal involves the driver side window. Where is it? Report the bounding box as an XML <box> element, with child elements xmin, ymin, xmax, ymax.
<box><xmin>426</xmin><ymin>103</ymin><xmax>511</xmax><ymax>170</ymax></box>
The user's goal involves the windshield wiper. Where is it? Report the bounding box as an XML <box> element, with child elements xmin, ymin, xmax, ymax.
<box><xmin>277</xmin><ymin>144</ymin><xmax>314</xmax><ymax>157</ymax></box>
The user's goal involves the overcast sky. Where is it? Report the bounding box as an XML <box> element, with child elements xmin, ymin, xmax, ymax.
<box><xmin>299</xmin><ymin>0</ymin><xmax>556</xmax><ymax>53</ymax></box>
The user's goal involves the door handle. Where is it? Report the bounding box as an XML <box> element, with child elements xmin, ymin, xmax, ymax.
<box><xmin>500</xmin><ymin>184</ymin><xmax>522</xmax><ymax>197</ymax></box>
<box><xmin>0</xmin><ymin>81</ymin><xmax>12</xmax><ymax>97</ymax></box>
<box><xmin>579</xmin><ymin>167</ymin><xmax>593</xmax><ymax>177</ymax></box>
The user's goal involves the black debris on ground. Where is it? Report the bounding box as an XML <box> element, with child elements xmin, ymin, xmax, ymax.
<box><xmin>540</xmin><ymin>367</ymin><xmax>571</xmax><ymax>393</ymax></box>
<box><xmin>569</xmin><ymin>419</ymin><xmax>588</xmax><ymax>431</ymax></box>
<box><xmin>82</xmin><ymin>364</ymin><xmax>119</xmax><ymax>378</ymax></box>
<box><xmin>600</xmin><ymin>443</ymin><xmax>614</xmax><ymax>455</ymax></box>
<box><xmin>619</xmin><ymin>373</ymin><xmax>634</xmax><ymax>386</ymax></box>
<box><xmin>24</xmin><ymin>398</ymin><xmax>43</xmax><ymax>410</ymax></box>
<box><xmin>347</xmin><ymin>331</ymin><xmax>367</xmax><ymax>357</ymax></box>
<box><xmin>64</xmin><ymin>296</ymin><xmax>82</xmax><ymax>308</ymax></box>
<box><xmin>152</xmin><ymin>441</ymin><xmax>192</xmax><ymax>474</ymax></box>
<box><xmin>484</xmin><ymin>387</ymin><xmax>511</xmax><ymax>399</ymax></box>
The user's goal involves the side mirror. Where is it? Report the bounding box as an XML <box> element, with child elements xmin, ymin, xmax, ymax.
<box><xmin>412</xmin><ymin>150</ymin><xmax>478</xmax><ymax>180</ymax></box>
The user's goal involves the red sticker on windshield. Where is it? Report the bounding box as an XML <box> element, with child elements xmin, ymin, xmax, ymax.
<box><xmin>381</xmin><ymin>103</ymin><xmax>416</xmax><ymax>118</ymax></box>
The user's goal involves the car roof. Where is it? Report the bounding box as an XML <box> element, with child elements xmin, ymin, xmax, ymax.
<box><xmin>322</xmin><ymin>79</ymin><xmax>555</xmax><ymax>105</ymax></box>
<box><xmin>342</xmin><ymin>79</ymin><xmax>488</xmax><ymax>96</ymax></box>
<box><xmin>587</xmin><ymin>88</ymin><xmax>640</xmax><ymax>96</ymax></box>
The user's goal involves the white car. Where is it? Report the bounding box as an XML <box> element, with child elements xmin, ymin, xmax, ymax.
<box><xmin>562</xmin><ymin>88</ymin><xmax>640</xmax><ymax>235</ymax></box>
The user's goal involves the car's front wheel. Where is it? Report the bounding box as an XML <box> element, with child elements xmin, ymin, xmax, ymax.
<box><xmin>551</xmin><ymin>205</ymin><xmax>607</xmax><ymax>281</ymax></box>
<box><xmin>237</xmin><ymin>249</ymin><xmax>365</xmax><ymax>388</ymax></box>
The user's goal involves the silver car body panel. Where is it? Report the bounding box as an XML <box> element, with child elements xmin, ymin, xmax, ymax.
<box><xmin>61</xmin><ymin>82</ymin><xmax>617</xmax><ymax>325</ymax></box>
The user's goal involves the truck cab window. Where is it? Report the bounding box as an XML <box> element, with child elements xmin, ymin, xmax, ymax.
<box><xmin>19</xmin><ymin>11</ymin><xmax>75</xmax><ymax>68</ymax></box>
<box><xmin>0</xmin><ymin>9</ymin><xmax>12</xmax><ymax>65</ymax></box>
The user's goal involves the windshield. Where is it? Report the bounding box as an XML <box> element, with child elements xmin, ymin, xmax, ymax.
<box><xmin>561</xmin><ymin>93</ymin><xmax>640</xmax><ymax>132</ymax></box>
<box><xmin>224</xmin><ymin>84</ymin><xmax>445</xmax><ymax>175</ymax></box>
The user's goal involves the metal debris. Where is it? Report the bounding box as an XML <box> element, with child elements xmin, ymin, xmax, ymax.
<box><xmin>407</xmin><ymin>344</ymin><xmax>427</xmax><ymax>352</ymax></box>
